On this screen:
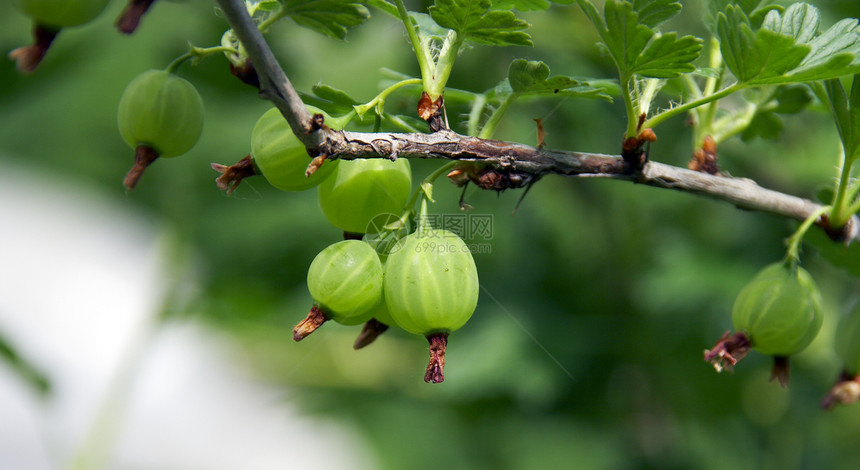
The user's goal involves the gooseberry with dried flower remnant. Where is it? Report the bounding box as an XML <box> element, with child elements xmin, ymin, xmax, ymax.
<box><xmin>705</xmin><ymin>262</ymin><xmax>823</xmax><ymax>387</ymax></box>
<box><xmin>383</xmin><ymin>228</ymin><xmax>479</xmax><ymax>383</ymax></box>
<box><xmin>293</xmin><ymin>240</ymin><xmax>384</xmax><ymax>341</ymax></box>
<box><xmin>9</xmin><ymin>0</ymin><xmax>111</xmax><ymax>72</ymax></box>
<box><xmin>117</xmin><ymin>69</ymin><xmax>204</xmax><ymax>190</ymax></box>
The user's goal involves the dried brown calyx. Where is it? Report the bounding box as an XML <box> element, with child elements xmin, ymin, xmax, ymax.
<box><xmin>9</xmin><ymin>24</ymin><xmax>59</xmax><ymax>73</ymax></box>
<box><xmin>822</xmin><ymin>371</ymin><xmax>860</xmax><ymax>410</ymax></box>
<box><xmin>704</xmin><ymin>331</ymin><xmax>751</xmax><ymax>373</ymax></box>
<box><xmin>688</xmin><ymin>135</ymin><xmax>722</xmax><ymax>175</ymax></box>
<box><xmin>293</xmin><ymin>305</ymin><xmax>330</xmax><ymax>342</ymax></box>
<box><xmin>211</xmin><ymin>155</ymin><xmax>258</xmax><ymax>195</ymax></box>
<box><xmin>424</xmin><ymin>333</ymin><xmax>449</xmax><ymax>383</ymax></box>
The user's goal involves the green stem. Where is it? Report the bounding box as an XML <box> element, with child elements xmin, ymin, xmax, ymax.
<box><xmin>427</xmin><ymin>31</ymin><xmax>463</xmax><ymax>99</ymax></box>
<box><xmin>354</xmin><ymin>78</ymin><xmax>423</xmax><ymax>116</ymax></box>
<box><xmin>642</xmin><ymin>82</ymin><xmax>744</xmax><ymax>130</ymax></box>
<box><xmin>394</xmin><ymin>0</ymin><xmax>433</xmax><ymax>94</ymax></box>
<box><xmin>478</xmin><ymin>94</ymin><xmax>516</xmax><ymax>139</ymax></box>
<box><xmin>829</xmin><ymin>146</ymin><xmax>853</xmax><ymax>228</ymax></box>
<box><xmin>784</xmin><ymin>205</ymin><xmax>831</xmax><ymax>266</ymax></box>
<box><xmin>165</xmin><ymin>52</ymin><xmax>193</xmax><ymax>73</ymax></box>
<box><xmin>166</xmin><ymin>45</ymin><xmax>240</xmax><ymax>73</ymax></box>
<box><xmin>258</xmin><ymin>4</ymin><xmax>287</xmax><ymax>31</ymax></box>
<box><xmin>620</xmin><ymin>77</ymin><xmax>639</xmax><ymax>138</ymax></box>
<box><xmin>710</xmin><ymin>103</ymin><xmax>757</xmax><ymax>144</ymax></box>
<box><xmin>467</xmin><ymin>93</ymin><xmax>487</xmax><ymax>137</ymax></box>
<box><xmin>396</xmin><ymin>161</ymin><xmax>458</xmax><ymax>230</ymax></box>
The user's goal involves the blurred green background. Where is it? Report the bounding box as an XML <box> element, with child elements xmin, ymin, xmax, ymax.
<box><xmin>2</xmin><ymin>0</ymin><xmax>860</xmax><ymax>468</ymax></box>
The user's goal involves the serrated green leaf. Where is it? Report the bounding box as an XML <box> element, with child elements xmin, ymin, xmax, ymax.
<box><xmin>630</xmin><ymin>32</ymin><xmax>702</xmax><ymax>78</ymax></box>
<box><xmin>580</xmin><ymin>0</ymin><xmax>701</xmax><ymax>80</ymax></box>
<box><xmin>704</xmin><ymin>0</ymin><xmax>767</xmax><ymax>33</ymax></box>
<box><xmin>492</xmin><ymin>0</ymin><xmax>550</xmax><ymax>11</ymax></box>
<box><xmin>761</xmin><ymin>2</ymin><xmax>818</xmax><ymax>43</ymax></box>
<box><xmin>430</xmin><ymin>0</ymin><xmax>533</xmax><ymax>46</ymax></box>
<box><xmin>774</xmin><ymin>18</ymin><xmax>860</xmax><ymax>84</ymax></box>
<box><xmin>717</xmin><ymin>5</ymin><xmax>810</xmax><ymax>84</ymax></box>
<box><xmin>282</xmin><ymin>0</ymin><xmax>370</xmax><ymax>40</ymax></box>
<box><xmin>826</xmin><ymin>75</ymin><xmax>860</xmax><ymax>162</ymax></box>
<box><xmin>850</xmin><ymin>74</ymin><xmax>860</xmax><ymax>159</ymax></box>
<box><xmin>257</xmin><ymin>1</ymin><xmax>281</xmax><ymax>11</ymax></box>
<box><xmin>719</xmin><ymin>4</ymin><xmax>860</xmax><ymax>86</ymax></box>
<box><xmin>632</xmin><ymin>0</ymin><xmax>680</xmax><ymax>28</ymax></box>
<box><xmin>366</xmin><ymin>0</ymin><xmax>399</xmax><ymax>17</ymax></box>
<box><xmin>312</xmin><ymin>83</ymin><xmax>360</xmax><ymax>106</ymax></box>
<box><xmin>506</xmin><ymin>59</ymin><xmax>615</xmax><ymax>99</ymax></box>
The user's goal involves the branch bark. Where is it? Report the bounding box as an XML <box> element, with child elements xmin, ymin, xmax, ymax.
<box><xmin>214</xmin><ymin>0</ymin><xmax>859</xmax><ymax>243</ymax></box>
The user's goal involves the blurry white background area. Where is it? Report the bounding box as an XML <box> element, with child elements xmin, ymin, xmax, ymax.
<box><xmin>0</xmin><ymin>162</ymin><xmax>376</xmax><ymax>470</ymax></box>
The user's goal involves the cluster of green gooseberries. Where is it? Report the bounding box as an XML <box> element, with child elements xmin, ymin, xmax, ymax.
<box><xmin>240</xmin><ymin>106</ymin><xmax>479</xmax><ymax>383</ymax></box>
<box><xmin>9</xmin><ymin>0</ymin><xmax>160</xmax><ymax>73</ymax></box>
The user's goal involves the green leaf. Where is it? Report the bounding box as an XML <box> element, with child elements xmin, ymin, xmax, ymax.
<box><xmin>430</xmin><ymin>0</ymin><xmax>533</xmax><ymax>46</ymax></box>
<box><xmin>825</xmin><ymin>75</ymin><xmax>860</xmax><ymax>162</ymax></box>
<box><xmin>778</xmin><ymin>18</ymin><xmax>860</xmax><ymax>84</ymax></box>
<box><xmin>704</xmin><ymin>0</ymin><xmax>766</xmax><ymax>33</ymax></box>
<box><xmin>257</xmin><ymin>1</ymin><xmax>281</xmax><ymax>11</ymax></box>
<box><xmin>716</xmin><ymin>5</ymin><xmax>810</xmax><ymax>84</ymax></box>
<box><xmin>312</xmin><ymin>83</ymin><xmax>360</xmax><ymax>106</ymax></box>
<box><xmin>366</xmin><ymin>0</ymin><xmax>399</xmax><ymax>17</ymax></box>
<box><xmin>506</xmin><ymin>59</ymin><xmax>616</xmax><ymax>99</ymax></box>
<box><xmin>761</xmin><ymin>2</ymin><xmax>818</xmax><ymax>43</ymax></box>
<box><xmin>578</xmin><ymin>0</ymin><xmax>701</xmax><ymax>80</ymax></box>
<box><xmin>491</xmin><ymin>0</ymin><xmax>551</xmax><ymax>11</ymax></box>
<box><xmin>632</xmin><ymin>0</ymin><xmax>680</xmax><ymax>28</ymax></box>
<box><xmin>282</xmin><ymin>0</ymin><xmax>370</xmax><ymax>40</ymax></box>
<box><xmin>807</xmin><ymin>228</ymin><xmax>860</xmax><ymax>278</ymax></box>
<box><xmin>718</xmin><ymin>4</ymin><xmax>860</xmax><ymax>86</ymax></box>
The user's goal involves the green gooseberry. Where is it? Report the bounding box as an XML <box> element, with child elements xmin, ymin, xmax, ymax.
<box><xmin>732</xmin><ymin>262</ymin><xmax>823</xmax><ymax>357</ymax></box>
<box><xmin>250</xmin><ymin>106</ymin><xmax>344</xmax><ymax>191</ymax></box>
<box><xmin>12</xmin><ymin>0</ymin><xmax>110</xmax><ymax>27</ymax></box>
<box><xmin>117</xmin><ymin>69</ymin><xmax>204</xmax><ymax>189</ymax></box>
<box><xmin>318</xmin><ymin>158</ymin><xmax>412</xmax><ymax>235</ymax></box>
<box><xmin>293</xmin><ymin>240</ymin><xmax>384</xmax><ymax>341</ymax></box>
<box><xmin>383</xmin><ymin>228</ymin><xmax>479</xmax><ymax>382</ymax></box>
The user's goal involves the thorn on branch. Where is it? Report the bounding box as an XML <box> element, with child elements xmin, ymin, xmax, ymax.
<box><xmin>688</xmin><ymin>135</ymin><xmax>722</xmax><ymax>176</ymax></box>
<box><xmin>534</xmin><ymin>118</ymin><xmax>546</xmax><ymax>149</ymax></box>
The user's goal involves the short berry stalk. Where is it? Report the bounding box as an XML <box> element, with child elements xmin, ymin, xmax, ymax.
<box><xmin>116</xmin><ymin>0</ymin><xmax>158</xmax><ymax>34</ymax></box>
<box><xmin>353</xmin><ymin>318</ymin><xmax>390</xmax><ymax>350</ymax></box>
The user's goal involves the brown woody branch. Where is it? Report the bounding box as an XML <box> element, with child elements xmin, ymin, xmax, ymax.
<box><xmin>214</xmin><ymin>0</ymin><xmax>859</xmax><ymax>243</ymax></box>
